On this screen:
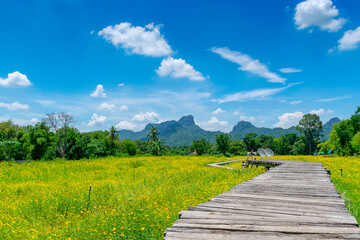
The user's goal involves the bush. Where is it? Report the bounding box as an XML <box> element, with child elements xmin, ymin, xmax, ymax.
<box><xmin>122</xmin><ymin>139</ymin><xmax>137</xmax><ymax>156</ymax></box>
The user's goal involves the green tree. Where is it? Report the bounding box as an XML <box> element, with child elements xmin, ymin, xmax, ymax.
<box><xmin>296</xmin><ymin>113</ymin><xmax>323</xmax><ymax>155</ymax></box>
<box><xmin>317</xmin><ymin>141</ymin><xmax>333</xmax><ymax>154</ymax></box>
<box><xmin>329</xmin><ymin>121</ymin><xmax>353</xmax><ymax>156</ymax></box>
<box><xmin>215</xmin><ymin>133</ymin><xmax>231</xmax><ymax>155</ymax></box>
<box><xmin>243</xmin><ymin>132</ymin><xmax>259</xmax><ymax>151</ymax></box>
<box><xmin>191</xmin><ymin>139</ymin><xmax>211</xmax><ymax>155</ymax></box>
<box><xmin>229</xmin><ymin>140</ymin><xmax>247</xmax><ymax>155</ymax></box>
<box><xmin>147</xmin><ymin>126</ymin><xmax>160</xmax><ymax>142</ymax></box>
<box><xmin>350</xmin><ymin>106</ymin><xmax>360</xmax><ymax>135</ymax></box>
<box><xmin>291</xmin><ymin>139</ymin><xmax>306</xmax><ymax>155</ymax></box>
<box><xmin>107</xmin><ymin>126</ymin><xmax>119</xmax><ymax>155</ymax></box>
<box><xmin>22</xmin><ymin>122</ymin><xmax>57</xmax><ymax>160</ymax></box>
<box><xmin>351</xmin><ymin>132</ymin><xmax>360</xmax><ymax>155</ymax></box>
<box><xmin>148</xmin><ymin>139</ymin><xmax>165</xmax><ymax>156</ymax></box>
<box><xmin>0</xmin><ymin>140</ymin><xmax>22</xmax><ymax>161</ymax></box>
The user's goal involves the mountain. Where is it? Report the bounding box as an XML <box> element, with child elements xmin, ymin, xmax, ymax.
<box><xmin>322</xmin><ymin>117</ymin><xmax>341</xmax><ymax>140</ymax></box>
<box><xmin>118</xmin><ymin>115</ymin><xmax>340</xmax><ymax>146</ymax></box>
<box><xmin>118</xmin><ymin>115</ymin><xmax>221</xmax><ymax>146</ymax></box>
<box><xmin>230</xmin><ymin>121</ymin><xmax>298</xmax><ymax>139</ymax></box>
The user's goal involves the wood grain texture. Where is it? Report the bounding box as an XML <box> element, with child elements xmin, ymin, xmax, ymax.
<box><xmin>164</xmin><ymin>159</ymin><xmax>360</xmax><ymax>239</ymax></box>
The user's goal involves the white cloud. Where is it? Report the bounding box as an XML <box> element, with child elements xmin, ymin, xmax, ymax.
<box><xmin>317</xmin><ymin>96</ymin><xmax>351</xmax><ymax>102</ymax></box>
<box><xmin>36</xmin><ymin>100</ymin><xmax>55</xmax><ymax>106</ymax></box>
<box><xmin>216</xmin><ymin>85</ymin><xmax>293</xmax><ymax>103</ymax></box>
<box><xmin>294</xmin><ymin>0</ymin><xmax>346</xmax><ymax>32</ymax></box>
<box><xmin>212</xmin><ymin>108</ymin><xmax>225</xmax><ymax>115</ymax></box>
<box><xmin>156</xmin><ymin>57</ymin><xmax>205</xmax><ymax>81</ymax></box>
<box><xmin>310</xmin><ymin>109</ymin><xmax>325</xmax><ymax>115</ymax></box>
<box><xmin>199</xmin><ymin>116</ymin><xmax>229</xmax><ymax>132</ymax></box>
<box><xmin>116</xmin><ymin>121</ymin><xmax>136</xmax><ymax>130</ymax></box>
<box><xmin>337</xmin><ymin>26</ymin><xmax>360</xmax><ymax>51</ymax></box>
<box><xmin>211</xmin><ymin>47</ymin><xmax>286</xmax><ymax>83</ymax></box>
<box><xmin>98</xmin><ymin>22</ymin><xmax>173</xmax><ymax>57</ymax></box>
<box><xmin>87</xmin><ymin>113</ymin><xmax>106</xmax><ymax>127</ymax></box>
<box><xmin>0</xmin><ymin>71</ymin><xmax>32</xmax><ymax>87</ymax></box>
<box><xmin>98</xmin><ymin>102</ymin><xmax>116</xmax><ymax>111</ymax></box>
<box><xmin>118</xmin><ymin>83</ymin><xmax>125</xmax><ymax>87</ymax></box>
<box><xmin>132</xmin><ymin>112</ymin><xmax>159</xmax><ymax>122</ymax></box>
<box><xmin>91</xmin><ymin>84</ymin><xmax>107</xmax><ymax>98</ymax></box>
<box><xmin>119</xmin><ymin>105</ymin><xmax>129</xmax><ymax>111</ymax></box>
<box><xmin>239</xmin><ymin>115</ymin><xmax>256</xmax><ymax>123</ymax></box>
<box><xmin>327</xmin><ymin>109</ymin><xmax>334</xmax><ymax>114</ymax></box>
<box><xmin>274</xmin><ymin>112</ymin><xmax>303</xmax><ymax>128</ymax></box>
<box><xmin>29</xmin><ymin>118</ymin><xmax>39</xmax><ymax>125</ymax></box>
<box><xmin>279</xmin><ymin>68</ymin><xmax>302</xmax><ymax>73</ymax></box>
<box><xmin>290</xmin><ymin>100</ymin><xmax>303</xmax><ymax>105</ymax></box>
<box><xmin>0</xmin><ymin>101</ymin><xmax>29</xmax><ymax>111</ymax></box>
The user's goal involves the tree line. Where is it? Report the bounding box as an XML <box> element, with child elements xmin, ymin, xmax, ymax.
<box><xmin>0</xmin><ymin>107</ymin><xmax>359</xmax><ymax>161</ymax></box>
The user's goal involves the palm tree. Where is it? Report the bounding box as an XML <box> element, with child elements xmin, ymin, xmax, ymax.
<box><xmin>147</xmin><ymin>126</ymin><xmax>159</xmax><ymax>142</ymax></box>
<box><xmin>107</xmin><ymin>126</ymin><xmax>119</xmax><ymax>155</ymax></box>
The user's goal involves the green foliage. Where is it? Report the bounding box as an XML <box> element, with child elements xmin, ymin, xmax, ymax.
<box><xmin>147</xmin><ymin>126</ymin><xmax>159</xmax><ymax>142</ymax></box>
<box><xmin>190</xmin><ymin>139</ymin><xmax>211</xmax><ymax>155</ymax></box>
<box><xmin>296</xmin><ymin>113</ymin><xmax>323</xmax><ymax>155</ymax></box>
<box><xmin>317</xmin><ymin>141</ymin><xmax>333</xmax><ymax>154</ymax></box>
<box><xmin>107</xmin><ymin>126</ymin><xmax>119</xmax><ymax>155</ymax></box>
<box><xmin>243</xmin><ymin>132</ymin><xmax>259</xmax><ymax>151</ymax></box>
<box><xmin>291</xmin><ymin>139</ymin><xmax>306</xmax><ymax>155</ymax></box>
<box><xmin>148</xmin><ymin>139</ymin><xmax>166</xmax><ymax>156</ymax></box>
<box><xmin>351</xmin><ymin>132</ymin><xmax>360</xmax><ymax>154</ymax></box>
<box><xmin>215</xmin><ymin>133</ymin><xmax>231</xmax><ymax>155</ymax></box>
<box><xmin>330</xmin><ymin>121</ymin><xmax>353</xmax><ymax>156</ymax></box>
<box><xmin>0</xmin><ymin>140</ymin><xmax>22</xmax><ymax>161</ymax></box>
<box><xmin>86</xmin><ymin>139</ymin><xmax>107</xmax><ymax>158</ymax></box>
<box><xmin>229</xmin><ymin>140</ymin><xmax>247</xmax><ymax>155</ymax></box>
<box><xmin>122</xmin><ymin>139</ymin><xmax>137</xmax><ymax>156</ymax></box>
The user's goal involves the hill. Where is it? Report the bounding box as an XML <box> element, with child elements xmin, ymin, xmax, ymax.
<box><xmin>119</xmin><ymin>115</ymin><xmax>340</xmax><ymax>146</ymax></box>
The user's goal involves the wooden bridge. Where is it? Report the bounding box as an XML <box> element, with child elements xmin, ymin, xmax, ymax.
<box><xmin>164</xmin><ymin>160</ymin><xmax>360</xmax><ymax>239</ymax></box>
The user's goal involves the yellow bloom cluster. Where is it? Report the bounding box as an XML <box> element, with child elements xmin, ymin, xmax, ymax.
<box><xmin>0</xmin><ymin>156</ymin><xmax>264</xmax><ymax>239</ymax></box>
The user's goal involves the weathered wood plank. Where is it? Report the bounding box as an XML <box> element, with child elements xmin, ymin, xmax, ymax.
<box><xmin>164</xmin><ymin>159</ymin><xmax>360</xmax><ymax>239</ymax></box>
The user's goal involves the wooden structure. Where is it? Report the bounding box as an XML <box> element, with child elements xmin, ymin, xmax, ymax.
<box><xmin>164</xmin><ymin>160</ymin><xmax>360</xmax><ymax>239</ymax></box>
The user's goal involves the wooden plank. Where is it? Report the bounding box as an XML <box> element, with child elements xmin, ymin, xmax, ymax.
<box><xmin>164</xmin><ymin>159</ymin><xmax>360</xmax><ymax>239</ymax></box>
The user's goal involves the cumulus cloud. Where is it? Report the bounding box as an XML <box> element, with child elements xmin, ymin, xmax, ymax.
<box><xmin>87</xmin><ymin>113</ymin><xmax>106</xmax><ymax>127</ymax></box>
<box><xmin>199</xmin><ymin>116</ymin><xmax>229</xmax><ymax>132</ymax></box>
<box><xmin>156</xmin><ymin>57</ymin><xmax>205</xmax><ymax>81</ymax></box>
<box><xmin>310</xmin><ymin>108</ymin><xmax>325</xmax><ymax>115</ymax></box>
<box><xmin>239</xmin><ymin>115</ymin><xmax>256</xmax><ymax>123</ymax></box>
<box><xmin>275</xmin><ymin>109</ymin><xmax>333</xmax><ymax>128</ymax></box>
<box><xmin>98</xmin><ymin>102</ymin><xmax>116</xmax><ymax>111</ymax></box>
<box><xmin>118</xmin><ymin>83</ymin><xmax>125</xmax><ymax>87</ymax></box>
<box><xmin>274</xmin><ymin>112</ymin><xmax>304</xmax><ymax>128</ymax></box>
<box><xmin>212</xmin><ymin>108</ymin><xmax>225</xmax><ymax>115</ymax></box>
<box><xmin>211</xmin><ymin>47</ymin><xmax>286</xmax><ymax>83</ymax></box>
<box><xmin>119</xmin><ymin>105</ymin><xmax>129</xmax><ymax>111</ymax></box>
<box><xmin>279</xmin><ymin>68</ymin><xmax>302</xmax><ymax>73</ymax></box>
<box><xmin>116</xmin><ymin>121</ymin><xmax>136</xmax><ymax>130</ymax></box>
<box><xmin>98</xmin><ymin>22</ymin><xmax>173</xmax><ymax>57</ymax></box>
<box><xmin>29</xmin><ymin>118</ymin><xmax>39</xmax><ymax>125</ymax></box>
<box><xmin>91</xmin><ymin>84</ymin><xmax>107</xmax><ymax>98</ymax></box>
<box><xmin>132</xmin><ymin>112</ymin><xmax>159</xmax><ymax>122</ymax></box>
<box><xmin>0</xmin><ymin>71</ymin><xmax>32</xmax><ymax>87</ymax></box>
<box><xmin>0</xmin><ymin>101</ymin><xmax>29</xmax><ymax>111</ymax></box>
<box><xmin>294</xmin><ymin>0</ymin><xmax>346</xmax><ymax>32</ymax></box>
<box><xmin>337</xmin><ymin>26</ymin><xmax>360</xmax><ymax>51</ymax></box>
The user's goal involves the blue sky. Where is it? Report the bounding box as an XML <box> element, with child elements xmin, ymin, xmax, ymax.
<box><xmin>1</xmin><ymin>0</ymin><xmax>360</xmax><ymax>132</ymax></box>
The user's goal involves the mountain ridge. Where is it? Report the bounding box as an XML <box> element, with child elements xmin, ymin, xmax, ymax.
<box><xmin>118</xmin><ymin>115</ymin><xmax>340</xmax><ymax>147</ymax></box>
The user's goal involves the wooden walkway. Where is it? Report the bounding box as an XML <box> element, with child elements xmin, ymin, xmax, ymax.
<box><xmin>164</xmin><ymin>160</ymin><xmax>360</xmax><ymax>239</ymax></box>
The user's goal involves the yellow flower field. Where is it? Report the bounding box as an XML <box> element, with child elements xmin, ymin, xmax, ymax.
<box><xmin>0</xmin><ymin>156</ymin><xmax>264</xmax><ymax>239</ymax></box>
<box><xmin>0</xmin><ymin>155</ymin><xmax>358</xmax><ymax>239</ymax></box>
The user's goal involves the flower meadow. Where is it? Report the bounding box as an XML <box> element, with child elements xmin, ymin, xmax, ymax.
<box><xmin>0</xmin><ymin>156</ymin><xmax>265</xmax><ymax>239</ymax></box>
